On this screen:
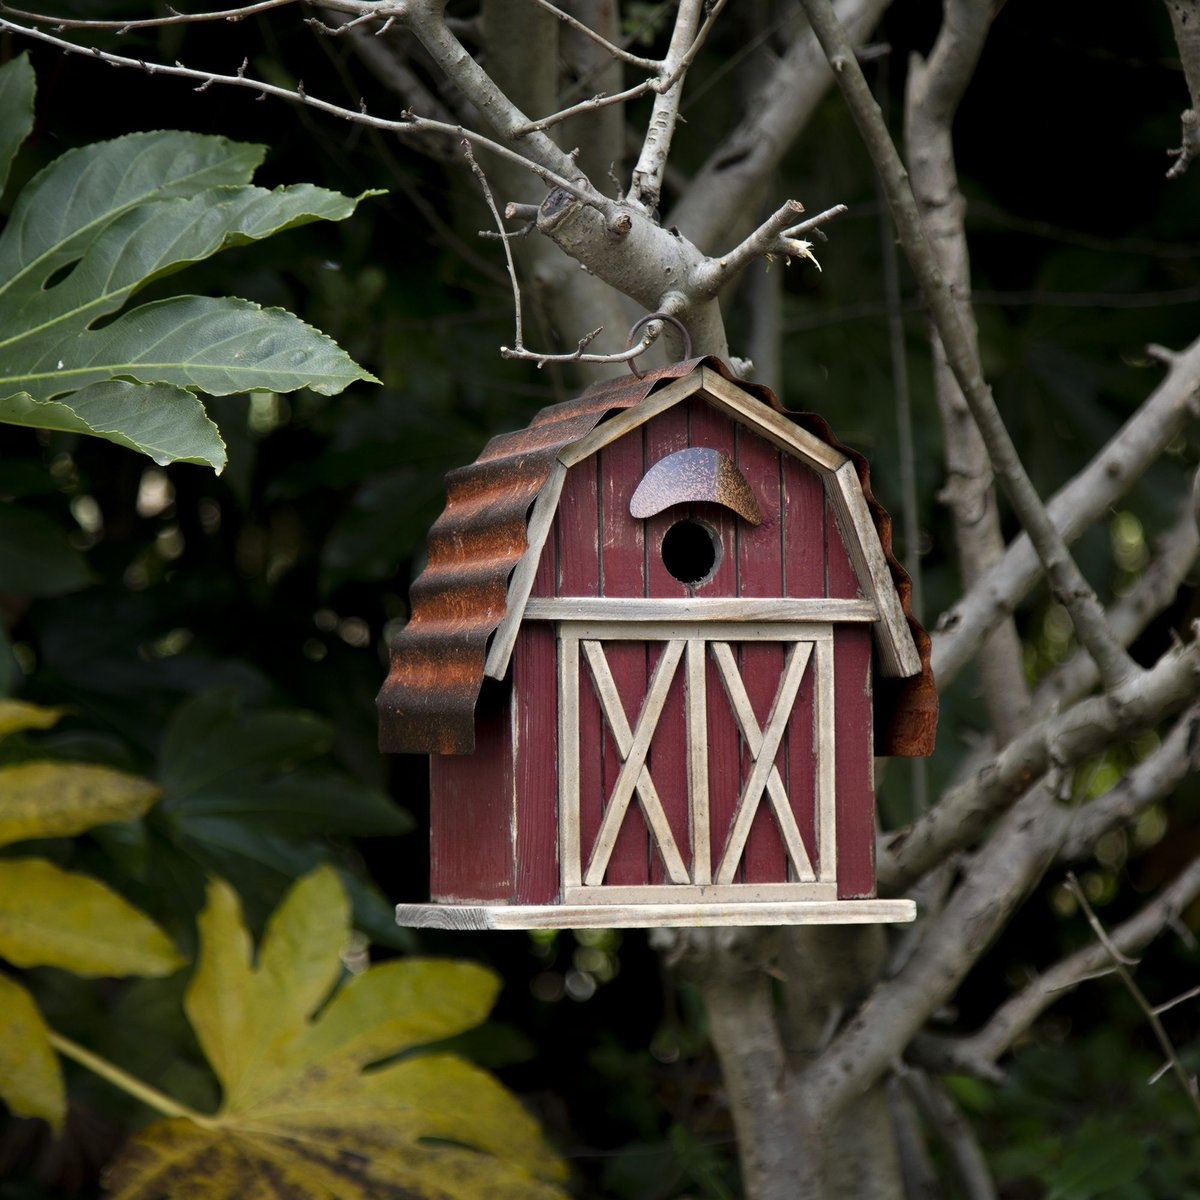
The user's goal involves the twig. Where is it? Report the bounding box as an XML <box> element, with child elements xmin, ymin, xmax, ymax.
<box><xmin>1164</xmin><ymin>0</ymin><xmax>1200</xmax><ymax>177</ymax></box>
<box><xmin>0</xmin><ymin>15</ymin><xmax>609</xmax><ymax>214</ymax></box>
<box><xmin>799</xmin><ymin>0</ymin><xmax>1137</xmax><ymax>692</ymax></box>
<box><xmin>527</xmin><ymin>0</ymin><xmax>659</xmax><ymax>70</ymax></box>
<box><xmin>1067</xmin><ymin>871</ymin><xmax>1200</xmax><ymax>1123</ymax></box>
<box><xmin>462</xmin><ymin>139</ymin><xmax>525</xmax><ymax>352</ymax></box>
<box><xmin>501</xmin><ymin>328</ymin><xmax>657</xmax><ymax>369</ymax></box>
<box><xmin>902</xmin><ymin>1069</ymin><xmax>998</xmax><ymax>1200</ymax></box>
<box><xmin>0</xmin><ymin>0</ymin><xmax>308</xmax><ymax>29</ymax></box>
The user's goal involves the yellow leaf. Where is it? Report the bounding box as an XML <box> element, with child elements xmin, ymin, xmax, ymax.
<box><xmin>0</xmin><ymin>699</ymin><xmax>68</xmax><ymax>736</ymax></box>
<box><xmin>0</xmin><ymin>858</ymin><xmax>185</xmax><ymax>976</ymax></box>
<box><xmin>0</xmin><ymin>972</ymin><xmax>65</xmax><ymax>1132</ymax></box>
<box><xmin>109</xmin><ymin>868</ymin><xmax>568</xmax><ymax>1200</ymax></box>
<box><xmin>0</xmin><ymin>760</ymin><xmax>161</xmax><ymax>848</ymax></box>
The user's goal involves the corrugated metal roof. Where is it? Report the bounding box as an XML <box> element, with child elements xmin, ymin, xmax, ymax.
<box><xmin>378</xmin><ymin>357</ymin><xmax>936</xmax><ymax>757</ymax></box>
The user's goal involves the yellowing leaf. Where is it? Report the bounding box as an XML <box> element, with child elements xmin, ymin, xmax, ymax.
<box><xmin>0</xmin><ymin>972</ymin><xmax>65</xmax><ymax>1132</ymax></box>
<box><xmin>0</xmin><ymin>760</ymin><xmax>161</xmax><ymax>847</ymax></box>
<box><xmin>108</xmin><ymin>867</ymin><xmax>568</xmax><ymax>1200</ymax></box>
<box><xmin>0</xmin><ymin>858</ymin><xmax>184</xmax><ymax>976</ymax></box>
<box><xmin>0</xmin><ymin>699</ymin><xmax>67</xmax><ymax>735</ymax></box>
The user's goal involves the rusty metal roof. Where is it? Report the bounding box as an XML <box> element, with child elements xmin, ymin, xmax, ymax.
<box><xmin>378</xmin><ymin>357</ymin><xmax>936</xmax><ymax>757</ymax></box>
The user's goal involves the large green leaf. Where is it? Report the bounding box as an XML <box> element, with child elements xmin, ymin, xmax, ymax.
<box><xmin>4</xmin><ymin>294</ymin><xmax>377</xmax><ymax>402</ymax></box>
<box><xmin>0</xmin><ymin>55</ymin><xmax>34</xmax><ymax>197</ymax></box>
<box><xmin>0</xmin><ymin>699</ymin><xmax>67</xmax><ymax>736</ymax></box>
<box><xmin>0</xmin><ymin>857</ymin><xmax>184</xmax><ymax>976</ymax></box>
<box><xmin>0</xmin><ymin>130</ymin><xmax>263</xmax><ymax>302</ymax></box>
<box><xmin>0</xmin><ymin>760</ymin><xmax>161</xmax><ymax>847</ymax></box>
<box><xmin>0</xmin><ymin>103</ymin><xmax>379</xmax><ymax>469</ymax></box>
<box><xmin>0</xmin><ymin>382</ymin><xmax>227</xmax><ymax>470</ymax></box>
<box><xmin>107</xmin><ymin>868</ymin><xmax>568</xmax><ymax>1200</ymax></box>
<box><xmin>0</xmin><ymin>972</ymin><xmax>65</xmax><ymax>1132</ymax></box>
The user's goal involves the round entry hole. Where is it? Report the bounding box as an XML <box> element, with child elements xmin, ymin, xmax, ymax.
<box><xmin>661</xmin><ymin>519</ymin><xmax>720</xmax><ymax>584</ymax></box>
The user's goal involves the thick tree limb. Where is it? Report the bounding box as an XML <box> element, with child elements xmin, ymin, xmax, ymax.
<box><xmin>1164</xmin><ymin>0</ymin><xmax>1200</xmax><ymax>177</ymax></box>
<box><xmin>879</xmin><ymin>636</ymin><xmax>1200</xmax><ymax>896</ymax></box>
<box><xmin>933</xmin><ymin>336</ymin><xmax>1200</xmax><ymax>687</ymax></box>
<box><xmin>800</xmin><ymin>0</ymin><xmax>1136</xmax><ymax>691</ymax></box>
<box><xmin>906</xmin><ymin>0</ymin><xmax>1030</xmax><ymax>741</ymax></box>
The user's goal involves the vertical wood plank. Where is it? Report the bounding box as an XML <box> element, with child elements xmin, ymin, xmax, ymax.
<box><xmin>782</xmin><ymin>454</ymin><xmax>826</xmax><ymax>599</ymax></box>
<box><xmin>558</xmin><ymin>629</ymin><xmax>581</xmax><ymax>890</ymax></box>
<box><xmin>816</xmin><ymin>634</ymin><xmax>837</xmax><ymax>884</ymax></box>
<box><xmin>429</xmin><ymin>690</ymin><xmax>514</xmax><ymax>902</ymax></box>
<box><xmin>648</xmin><ymin>638</ymin><xmax>690</xmax><ymax>882</ymax></box>
<box><xmin>514</xmin><ymin>624</ymin><xmax>560</xmax><ymax>903</ymax></box>
<box><xmin>737</xmin><ymin>429</ymin><xmax>789</xmax><ymax>883</ymax></box>
<box><xmin>556</xmin><ymin>455</ymin><xmax>600</xmax><ymax>597</ymax></box>
<box><xmin>787</xmin><ymin>661</ymin><xmax>818</xmax><ymax>880</ymax></box>
<box><xmin>603</xmin><ymin>640</ymin><xmax>652</xmax><ymax>885</ymax></box>
<box><xmin>688</xmin><ymin>398</ymin><xmax>739</xmax><ymax>596</ymax></box>
<box><xmin>644</xmin><ymin>403</ymin><xmax>691</xmax><ymax>600</ymax></box>
<box><xmin>834</xmin><ymin>626</ymin><xmax>875</xmax><ymax>898</ymax></box>
<box><xmin>686</xmin><ymin>638</ymin><xmax>711</xmax><ymax>885</ymax></box>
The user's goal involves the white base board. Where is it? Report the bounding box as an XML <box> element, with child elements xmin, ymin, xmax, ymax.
<box><xmin>396</xmin><ymin>899</ymin><xmax>917</xmax><ymax>930</ymax></box>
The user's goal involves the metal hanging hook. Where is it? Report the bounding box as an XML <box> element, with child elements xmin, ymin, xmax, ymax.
<box><xmin>625</xmin><ymin>312</ymin><xmax>693</xmax><ymax>378</ymax></box>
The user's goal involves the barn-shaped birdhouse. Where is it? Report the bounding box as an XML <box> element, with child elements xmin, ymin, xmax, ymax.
<box><xmin>380</xmin><ymin>358</ymin><xmax>936</xmax><ymax>929</ymax></box>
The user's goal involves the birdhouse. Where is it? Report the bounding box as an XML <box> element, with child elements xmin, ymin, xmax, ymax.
<box><xmin>379</xmin><ymin>358</ymin><xmax>936</xmax><ymax>929</ymax></box>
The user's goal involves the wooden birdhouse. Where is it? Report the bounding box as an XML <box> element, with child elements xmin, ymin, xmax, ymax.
<box><xmin>379</xmin><ymin>358</ymin><xmax>936</xmax><ymax>930</ymax></box>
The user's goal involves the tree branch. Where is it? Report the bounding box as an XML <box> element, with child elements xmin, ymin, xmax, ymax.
<box><xmin>906</xmin><ymin>0</ymin><xmax>1030</xmax><ymax>742</ymax></box>
<box><xmin>933</xmin><ymin>336</ymin><xmax>1200</xmax><ymax>687</ymax></box>
<box><xmin>902</xmin><ymin>1069</ymin><xmax>998</xmax><ymax>1200</ymax></box>
<box><xmin>799</xmin><ymin>0</ymin><xmax>1137</xmax><ymax>691</ymax></box>
<box><xmin>1164</xmin><ymin>0</ymin><xmax>1200</xmax><ymax>177</ymax></box>
<box><xmin>879</xmin><ymin>636</ymin><xmax>1200</xmax><ymax>896</ymax></box>
<box><xmin>527</xmin><ymin>0</ymin><xmax>659</xmax><ymax>70</ymax></box>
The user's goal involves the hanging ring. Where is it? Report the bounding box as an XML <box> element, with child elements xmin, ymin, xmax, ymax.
<box><xmin>625</xmin><ymin>312</ymin><xmax>693</xmax><ymax>379</ymax></box>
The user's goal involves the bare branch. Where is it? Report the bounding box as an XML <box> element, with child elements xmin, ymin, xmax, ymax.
<box><xmin>800</xmin><ymin>0</ymin><xmax>1137</xmax><ymax>691</ymax></box>
<box><xmin>527</xmin><ymin>0</ymin><xmax>659</xmax><ymax>70</ymax></box>
<box><xmin>0</xmin><ymin>14</ymin><xmax>608</xmax><ymax>211</ymax></box>
<box><xmin>629</xmin><ymin>0</ymin><xmax>727</xmax><ymax>213</ymax></box>
<box><xmin>0</xmin><ymin>0</ymin><xmax>311</xmax><ymax>29</ymax></box>
<box><xmin>933</xmin><ymin>336</ymin><xmax>1200</xmax><ymax>687</ymax></box>
<box><xmin>669</xmin><ymin>0</ymin><xmax>891</xmax><ymax>253</ymax></box>
<box><xmin>1164</xmin><ymin>0</ymin><xmax>1200</xmax><ymax>177</ymax></box>
<box><xmin>879</xmin><ymin>638</ymin><xmax>1200</xmax><ymax>895</ymax></box>
<box><xmin>1067</xmin><ymin>872</ymin><xmax>1200</xmax><ymax>1121</ymax></box>
<box><xmin>902</xmin><ymin>1070</ymin><xmax>998</xmax><ymax>1200</ymax></box>
<box><xmin>1061</xmin><ymin>700</ymin><xmax>1200</xmax><ymax>861</ymax></box>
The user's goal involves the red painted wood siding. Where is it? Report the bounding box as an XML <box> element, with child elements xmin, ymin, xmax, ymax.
<box><xmin>429</xmin><ymin>690</ymin><xmax>514</xmax><ymax>903</ymax></box>
<box><xmin>513</xmin><ymin>623</ymin><xmax>559</xmax><ymax>903</ymax></box>
<box><xmin>834</xmin><ymin>626</ymin><xmax>875</xmax><ymax>898</ymax></box>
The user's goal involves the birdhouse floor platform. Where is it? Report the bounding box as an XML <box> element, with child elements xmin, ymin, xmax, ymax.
<box><xmin>395</xmin><ymin>899</ymin><xmax>916</xmax><ymax>931</ymax></box>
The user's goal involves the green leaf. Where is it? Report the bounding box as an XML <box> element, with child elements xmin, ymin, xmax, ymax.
<box><xmin>0</xmin><ymin>54</ymin><xmax>35</xmax><ymax>198</ymax></box>
<box><xmin>5</xmin><ymin>294</ymin><xmax>378</xmax><ymax>402</ymax></box>
<box><xmin>0</xmin><ymin>131</ymin><xmax>263</xmax><ymax>304</ymax></box>
<box><xmin>0</xmin><ymin>972</ymin><xmax>65</xmax><ymax>1132</ymax></box>
<box><xmin>1045</xmin><ymin>1128</ymin><xmax>1147</xmax><ymax>1199</ymax></box>
<box><xmin>0</xmin><ymin>857</ymin><xmax>184</xmax><ymax>976</ymax></box>
<box><xmin>108</xmin><ymin>867</ymin><xmax>568</xmax><ymax>1200</ymax></box>
<box><xmin>0</xmin><ymin>760</ymin><xmax>161</xmax><ymax>847</ymax></box>
<box><xmin>0</xmin><ymin>699</ymin><xmax>67</xmax><ymax>736</ymax></box>
<box><xmin>0</xmin><ymin>382</ymin><xmax>226</xmax><ymax>470</ymax></box>
<box><xmin>0</xmin><ymin>505</ymin><xmax>93</xmax><ymax>596</ymax></box>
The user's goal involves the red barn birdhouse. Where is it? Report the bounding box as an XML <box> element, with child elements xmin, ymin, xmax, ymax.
<box><xmin>380</xmin><ymin>358</ymin><xmax>936</xmax><ymax>929</ymax></box>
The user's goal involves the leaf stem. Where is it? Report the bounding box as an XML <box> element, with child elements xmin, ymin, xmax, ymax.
<box><xmin>47</xmin><ymin>1030</ymin><xmax>217</xmax><ymax>1128</ymax></box>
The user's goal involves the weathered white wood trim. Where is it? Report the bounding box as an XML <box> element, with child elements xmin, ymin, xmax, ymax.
<box><xmin>558</xmin><ymin>628</ymin><xmax>582</xmax><ymax>889</ymax></box>
<box><xmin>714</xmin><ymin>641</ymin><xmax>813</xmax><ymax>883</ymax></box>
<box><xmin>685</xmin><ymin>638</ymin><xmax>711</xmax><ymax>886</ymax></box>
<box><xmin>524</xmin><ymin>597</ymin><xmax>879</xmax><ymax>623</ymax></box>
<box><xmin>816</xmin><ymin>635</ymin><xmax>838</xmax><ymax>883</ymax></box>
<box><xmin>829</xmin><ymin>460</ymin><xmax>921</xmax><ymax>678</ymax></box>
<box><xmin>581</xmin><ymin>639</ymin><xmax>689</xmax><ymax>885</ymax></box>
<box><xmin>563</xmin><ymin>882</ymin><xmax>837</xmax><ymax>904</ymax></box>
<box><xmin>556</xmin><ymin>373</ymin><xmax>705</xmax><ymax>468</ymax></box>
<box><xmin>560</xmin><ymin>619</ymin><xmax>832</xmax><ymax>644</ymax></box>
<box><xmin>397</xmin><ymin>899</ymin><xmax>918</xmax><ymax>930</ymax></box>
<box><xmin>484</xmin><ymin>459</ymin><xmax>567</xmax><ymax>681</ymax></box>
<box><xmin>696</xmin><ymin>369</ymin><xmax>847</xmax><ymax>473</ymax></box>
<box><xmin>710</xmin><ymin>641</ymin><xmax>817</xmax><ymax>883</ymax></box>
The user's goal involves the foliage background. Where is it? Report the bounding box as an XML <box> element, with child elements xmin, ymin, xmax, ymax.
<box><xmin>1</xmin><ymin>1</ymin><xmax>1199</xmax><ymax>1196</ymax></box>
